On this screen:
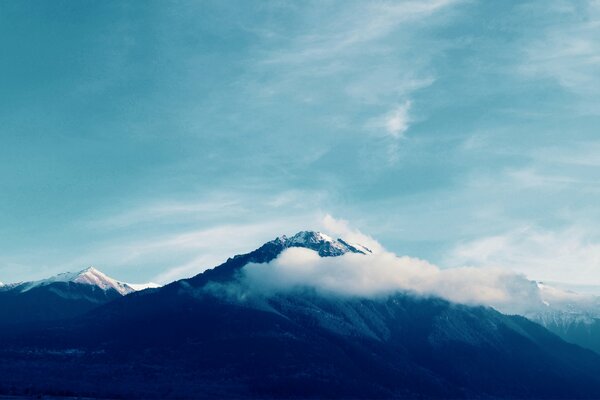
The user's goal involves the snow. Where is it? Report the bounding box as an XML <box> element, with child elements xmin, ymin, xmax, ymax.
<box><xmin>19</xmin><ymin>267</ymin><xmax>135</xmax><ymax>296</ymax></box>
<box><xmin>343</xmin><ymin>241</ymin><xmax>373</xmax><ymax>254</ymax></box>
<box><xmin>279</xmin><ymin>231</ymin><xmax>372</xmax><ymax>256</ymax></box>
<box><xmin>2</xmin><ymin>267</ymin><xmax>158</xmax><ymax>295</ymax></box>
<box><xmin>286</xmin><ymin>231</ymin><xmax>336</xmax><ymax>245</ymax></box>
<box><xmin>126</xmin><ymin>282</ymin><xmax>162</xmax><ymax>291</ymax></box>
<box><xmin>524</xmin><ymin>281</ymin><xmax>600</xmax><ymax>328</ymax></box>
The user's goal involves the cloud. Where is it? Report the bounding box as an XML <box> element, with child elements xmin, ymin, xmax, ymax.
<box><xmin>230</xmin><ymin>247</ymin><xmax>542</xmax><ymax>315</ymax></box>
<box><xmin>108</xmin><ymin>219</ymin><xmax>317</xmax><ymax>284</ymax></box>
<box><xmin>148</xmin><ymin>213</ymin><xmax>383</xmax><ymax>284</ymax></box>
<box><xmin>448</xmin><ymin>226</ymin><xmax>600</xmax><ymax>285</ymax></box>
<box><xmin>321</xmin><ymin>214</ymin><xmax>384</xmax><ymax>253</ymax></box>
<box><xmin>200</xmin><ymin>217</ymin><xmax>600</xmax><ymax>316</ymax></box>
<box><xmin>263</xmin><ymin>1</ymin><xmax>460</xmax><ymax>66</ymax></box>
<box><xmin>65</xmin><ymin>213</ymin><xmax>325</xmax><ymax>285</ymax></box>
<box><xmin>53</xmin><ymin>189</ymin><xmax>331</xmax><ymax>285</ymax></box>
<box><xmin>519</xmin><ymin>0</ymin><xmax>600</xmax><ymax>97</ymax></box>
<box><xmin>88</xmin><ymin>197</ymin><xmax>244</xmax><ymax>229</ymax></box>
<box><xmin>532</xmin><ymin>141</ymin><xmax>600</xmax><ymax>168</ymax></box>
<box><xmin>365</xmin><ymin>100</ymin><xmax>413</xmax><ymax>162</ymax></box>
<box><xmin>383</xmin><ymin>101</ymin><xmax>412</xmax><ymax>138</ymax></box>
<box><xmin>153</xmin><ymin>254</ymin><xmax>224</xmax><ymax>285</ymax></box>
<box><xmin>243</xmin><ymin>0</ymin><xmax>461</xmax><ymax>164</ymax></box>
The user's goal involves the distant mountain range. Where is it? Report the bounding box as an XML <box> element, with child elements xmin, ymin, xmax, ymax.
<box><xmin>0</xmin><ymin>267</ymin><xmax>156</xmax><ymax>326</ymax></box>
<box><xmin>2</xmin><ymin>231</ymin><xmax>600</xmax><ymax>399</ymax></box>
<box><xmin>525</xmin><ymin>282</ymin><xmax>600</xmax><ymax>354</ymax></box>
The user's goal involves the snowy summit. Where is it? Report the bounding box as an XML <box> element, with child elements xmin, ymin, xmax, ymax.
<box><xmin>274</xmin><ymin>231</ymin><xmax>373</xmax><ymax>257</ymax></box>
<box><xmin>20</xmin><ymin>267</ymin><xmax>135</xmax><ymax>296</ymax></box>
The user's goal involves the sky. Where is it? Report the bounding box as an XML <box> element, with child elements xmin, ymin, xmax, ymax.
<box><xmin>1</xmin><ymin>0</ymin><xmax>600</xmax><ymax>286</ymax></box>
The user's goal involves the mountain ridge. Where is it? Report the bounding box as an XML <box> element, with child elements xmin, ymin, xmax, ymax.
<box><xmin>2</xmin><ymin>231</ymin><xmax>600</xmax><ymax>398</ymax></box>
<box><xmin>18</xmin><ymin>266</ymin><xmax>135</xmax><ymax>296</ymax></box>
<box><xmin>0</xmin><ymin>266</ymin><xmax>158</xmax><ymax>327</ymax></box>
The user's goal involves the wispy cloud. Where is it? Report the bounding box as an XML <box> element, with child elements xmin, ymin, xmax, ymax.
<box><xmin>532</xmin><ymin>141</ymin><xmax>600</xmax><ymax>167</ymax></box>
<box><xmin>149</xmin><ymin>213</ymin><xmax>383</xmax><ymax>284</ymax></box>
<box><xmin>204</xmin><ymin>220</ymin><xmax>600</xmax><ymax>315</ymax></box>
<box><xmin>54</xmin><ymin>189</ymin><xmax>333</xmax><ymax>284</ymax></box>
<box><xmin>264</xmin><ymin>0</ymin><xmax>460</xmax><ymax>66</ymax></box>
<box><xmin>89</xmin><ymin>197</ymin><xmax>245</xmax><ymax>229</ymax></box>
<box><xmin>321</xmin><ymin>214</ymin><xmax>385</xmax><ymax>253</ymax></box>
<box><xmin>519</xmin><ymin>0</ymin><xmax>600</xmax><ymax>97</ymax></box>
<box><xmin>384</xmin><ymin>101</ymin><xmax>412</xmax><ymax>138</ymax></box>
<box><xmin>365</xmin><ymin>100</ymin><xmax>413</xmax><ymax>163</ymax></box>
<box><xmin>86</xmin><ymin>190</ymin><xmax>329</xmax><ymax>230</ymax></box>
<box><xmin>83</xmin><ymin>219</ymin><xmax>317</xmax><ymax>285</ymax></box>
<box><xmin>448</xmin><ymin>225</ymin><xmax>600</xmax><ymax>285</ymax></box>
<box><xmin>245</xmin><ymin>0</ymin><xmax>462</xmax><ymax>162</ymax></box>
<box><xmin>207</xmin><ymin>246</ymin><xmax>542</xmax><ymax>316</ymax></box>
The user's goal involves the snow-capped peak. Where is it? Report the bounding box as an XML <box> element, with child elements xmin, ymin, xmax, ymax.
<box><xmin>20</xmin><ymin>267</ymin><xmax>135</xmax><ymax>296</ymax></box>
<box><xmin>275</xmin><ymin>231</ymin><xmax>372</xmax><ymax>257</ymax></box>
<box><xmin>286</xmin><ymin>231</ymin><xmax>336</xmax><ymax>246</ymax></box>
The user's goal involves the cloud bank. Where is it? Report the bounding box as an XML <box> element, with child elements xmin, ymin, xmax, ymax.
<box><xmin>233</xmin><ymin>247</ymin><xmax>544</xmax><ymax>315</ymax></box>
<box><xmin>449</xmin><ymin>226</ymin><xmax>600</xmax><ymax>286</ymax></box>
<box><xmin>321</xmin><ymin>214</ymin><xmax>384</xmax><ymax>254</ymax></box>
<box><xmin>195</xmin><ymin>216</ymin><xmax>600</xmax><ymax>318</ymax></box>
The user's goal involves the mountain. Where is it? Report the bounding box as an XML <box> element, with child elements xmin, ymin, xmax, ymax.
<box><xmin>17</xmin><ymin>266</ymin><xmax>134</xmax><ymax>295</ymax></box>
<box><xmin>281</xmin><ymin>230</ymin><xmax>373</xmax><ymax>255</ymax></box>
<box><xmin>2</xmin><ymin>232</ymin><xmax>600</xmax><ymax>399</ymax></box>
<box><xmin>523</xmin><ymin>282</ymin><xmax>600</xmax><ymax>354</ymax></box>
<box><xmin>0</xmin><ymin>267</ymin><xmax>136</xmax><ymax>326</ymax></box>
<box><xmin>531</xmin><ymin>310</ymin><xmax>600</xmax><ymax>355</ymax></box>
<box><xmin>186</xmin><ymin>230</ymin><xmax>368</xmax><ymax>287</ymax></box>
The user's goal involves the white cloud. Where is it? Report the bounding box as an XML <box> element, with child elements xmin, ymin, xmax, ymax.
<box><xmin>384</xmin><ymin>101</ymin><xmax>412</xmax><ymax>138</ymax></box>
<box><xmin>321</xmin><ymin>214</ymin><xmax>384</xmax><ymax>253</ymax></box>
<box><xmin>365</xmin><ymin>100</ymin><xmax>413</xmax><ymax>162</ymax></box>
<box><xmin>153</xmin><ymin>254</ymin><xmax>223</xmax><ymax>285</ymax></box>
<box><xmin>228</xmin><ymin>247</ymin><xmax>542</xmax><ymax>315</ymax></box>
<box><xmin>533</xmin><ymin>141</ymin><xmax>600</xmax><ymax>167</ymax></box>
<box><xmin>519</xmin><ymin>0</ymin><xmax>600</xmax><ymax>96</ymax></box>
<box><xmin>198</xmin><ymin>216</ymin><xmax>600</xmax><ymax>316</ymax></box>
<box><xmin>114</xmin><ymin>219</ymin><xmax>316</xmax><ymax>284</ymax></box>
<box><xmin>56</xmin><ymin>190</ymin><xmax>332</xmax><ymax>285</ymax></box>
<box><xmin>246</xmin><ymin>0</ymin><xmax>461</xmax><ymax>163</ymax></box>
<box><xmin>65</xmin><ymin>213</ymin><xmax>323</xmax><ymax>285</ymax></box>
<box><xmin>89</xmin><ymin>197</ymin><xmax>244</xmax><ymax>229</ymax></box>
<box><xmin>448</xmin><ymin>226</ymin><xmax>600</xmax><ymax>285</ymax></box>
<box><xmin>264</xmin><ymin>1</ymin><xmax>460</xmax><ymax>66</ymax></box>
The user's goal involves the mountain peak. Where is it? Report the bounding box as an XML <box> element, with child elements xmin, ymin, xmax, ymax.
<box><xmin>187</xmin><ymin>230</ymin><xmax>373</xmax><ymax>287</ymax></box>
<box><xmin>290</xmin><ymin>230</ymin><xmax>335</xmax><ymax>243</ymax></box>
<box><xmin>274</xmin><ymin>230</ymin><xmax>372</xmax><ymax>257</ymax></box>
<box><xmin>80</xmin><ymin>266</ymin><xmax>100</xmax><ymax>274</ymax></box>
<box><xmin>20</xmin><ymin>267</ymin><xmax>135</xmax><ymax>296</ymax></box>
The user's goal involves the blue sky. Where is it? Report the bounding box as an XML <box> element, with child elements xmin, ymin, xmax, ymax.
<box><xmin>2</xmin><ymin>0</ymin><xmax>600</xmax><ymax>286</ymax></box>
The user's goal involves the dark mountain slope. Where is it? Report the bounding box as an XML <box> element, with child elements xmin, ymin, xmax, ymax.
<box><xmin>0</xmin><ymin>267</ymin><xmax>133</xmax><ymax>327</ymax></box>
<box><xmin>2</xmin><ymin>232</ymin><xmax>600</xmax><ymax>399</ymax></box>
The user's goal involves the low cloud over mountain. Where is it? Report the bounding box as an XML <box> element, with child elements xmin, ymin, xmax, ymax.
<box><xmin>201</xmin><ymin>229</ymin><xmax>596</xmax><ymax>322</ymax></box>
<box><xmin>235</xmin><ymin>247</ymin><xmax>540</xmax><ymax>315</ymax></box>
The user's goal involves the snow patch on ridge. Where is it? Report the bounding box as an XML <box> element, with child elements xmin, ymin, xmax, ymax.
<box><xmin>276</xmin><ymin>231</ymin><xmax>372</xmax><ymax>257</ymax></box>
<box><xmin>20</xmin><ymin>267</ymin><xmax>135</xmax><ymax>296</ymax></box>
<box><xmin>126</xmin><ymin>282</ymin><xmax>162</xmax><ymax>291</ymax></box>
<box><xmin>525</xmin><ymin>281</ymin><xmax>600</xmax><ymax>326</ymax></box>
